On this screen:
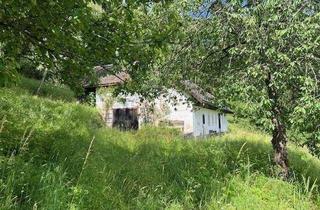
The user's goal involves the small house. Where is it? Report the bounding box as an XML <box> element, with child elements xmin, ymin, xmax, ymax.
<box><xmin>84</xmin><ymin>66</ymin><xmax>232</xmax><ymax>137</ymax></box>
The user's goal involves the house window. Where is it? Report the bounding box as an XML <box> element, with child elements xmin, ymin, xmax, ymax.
<box><xmin>202</xmin><ymin>114</ymin><xmax>205</xmax><ymax>125</ymax></box>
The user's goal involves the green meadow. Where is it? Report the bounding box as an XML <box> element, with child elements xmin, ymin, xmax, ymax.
<box><xmin>0</xmin><ymin>80</ymin><xmax>319</xmax><ymax>209</ymax></box>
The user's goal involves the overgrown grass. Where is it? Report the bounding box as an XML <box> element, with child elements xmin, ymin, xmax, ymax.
<box><xmin>1</xmin><ymin>87</ymin><xmax>320</xmax><ymax>209</ymax></box>
<box><xmin>10</xmin><ymin>77</ymin><xmax>75</xmax><ymax>102</ymax></box>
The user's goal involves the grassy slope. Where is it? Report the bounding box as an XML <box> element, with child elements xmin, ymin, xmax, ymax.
<box><xmin>12</xmin><ymin>77</ymin><xmax>75</xmax><ymax>102</ymax></box>
<box><xmin>1</xmin><ymin>84</ymin><xmax>320</xmax><ymax>209</ymax></box>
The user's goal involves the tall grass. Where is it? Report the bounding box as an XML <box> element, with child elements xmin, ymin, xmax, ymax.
<box><xmin>1</xmin><ymin>87</ymin><xmax>320</xmax><ymax>209</ymax></box>
<box><xmin>10</xmin><ymin>77</ymin><xmax>75</xmax><ymax>102</ymax></box>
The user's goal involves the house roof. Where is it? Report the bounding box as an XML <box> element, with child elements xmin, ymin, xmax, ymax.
<box><xmin>84</xmin><ymin>65</ymin><xmax>130</xmax><ymax>87</ymax></box>
<box><xmin>182</xmin><ymin>81</ymin><xmax>233</xmax><ymax>114</ymax></box>
<box><xmin>97</xmin><ymin>71</ymin><xmax>129</xmax><ymax>87</ymax></box>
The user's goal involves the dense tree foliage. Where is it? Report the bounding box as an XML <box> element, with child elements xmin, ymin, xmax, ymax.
<box><xmin>0</xmin><ymin>0</ymin><xmax>179</xmax><ymax>94</ymax></box>
<box><xmin>0</xmin><ymin>0</ymin><xmax>92</xmax><ymax>87</ymax></box>
<box><xmin>86</xmin><ymin>1</ymin><xmax>185</xmax><ymax>97</ymax></box>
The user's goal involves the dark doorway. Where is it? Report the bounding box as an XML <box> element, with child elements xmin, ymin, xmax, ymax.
<box><xmin>112</xmin><ymin>108</ymin><xmax>139</xmax><ymax>131</ymax></box>
<box><xmin>218</xmin><ymin>113</ymin><xmax>221</xmax><ymax>131</ymax></box>
<box><xmin>79</xmin><ymin>87</ymin><xmax>96</xmax><ymax>105</ymax></box>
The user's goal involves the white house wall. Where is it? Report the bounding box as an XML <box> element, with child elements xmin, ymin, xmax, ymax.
<box><xmin>193</xmin><ymin>107</ymin><xmax>228</xmax><ymax>137</ymax></box>
<box><xmin>96</xmin><ymin>90</ymin><xmax>142</xmax><ymax>127</ymax></box>
<box><xmin>95</xmin><ymin>88</ymin><xmax>228</xmax><ymax>136</ymax></box>
<box><xmin>154</xmin><ymin>89</ymin><xmax>194</xmax><ymax>135</ymax></box>
<box><xmin>96</xmin><ymin>91</ymin><xmax>141</xmax><ymax>110</ymax></box>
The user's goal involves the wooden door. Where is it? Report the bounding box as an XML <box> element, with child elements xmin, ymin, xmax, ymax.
<box><xmin>112</xmin><ymin>108</ymin><xmax>139</xmax><ymax>130</ymax></box>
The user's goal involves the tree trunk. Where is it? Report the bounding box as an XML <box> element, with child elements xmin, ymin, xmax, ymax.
<box><xmin>271</xmin><ymin>115</ymin><xmax>289</xmax><ymax>179</ymax></box>
<box><xmin>265</xmin><ymin>72</ymin><xmax>289</xmax><ymax>179</ymax></box>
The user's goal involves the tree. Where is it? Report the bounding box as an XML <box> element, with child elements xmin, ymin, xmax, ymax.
<box><xmin>0</xmin><ymin>0</ymin><xmax>178</xmax><ymax>94</ymax></box>
<box><xmin>158</xmin><ymin>0</ymin><xmax>320</xmax><ymax>178</ymax></box>
<box><xmin>0</xmin><ymin>0</ymin><xmax>93</xmax><ymax>88</ymax></box>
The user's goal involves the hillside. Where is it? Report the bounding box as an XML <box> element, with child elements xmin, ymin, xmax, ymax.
<box><xmin>1</xmin><ymin>84</ymin><xmax>320</xmax><ymax>209</ymax></box>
